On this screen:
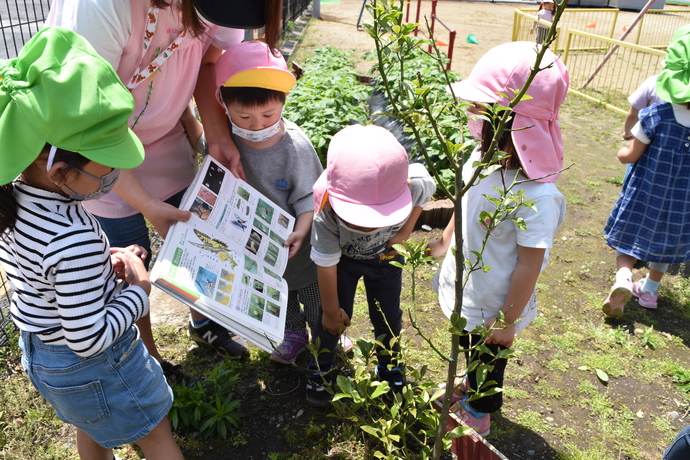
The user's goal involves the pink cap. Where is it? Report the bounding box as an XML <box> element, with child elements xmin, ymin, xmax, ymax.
<box><xmin>313</xmin><ymin>125</ymin><xmax>412</xmax><ymax>228</ymax></box>
<box><xmin>448</xmin><ymin>41</ymin><xmax>569</xmax><ymax>182</ymax></box>
<box><xmin>215</xmin><ymin>41</ymin><xmax>296</xmax><ymax>106</ymax></box>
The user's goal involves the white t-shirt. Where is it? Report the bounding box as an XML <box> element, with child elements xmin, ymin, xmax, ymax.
<box><xmin>628</xmin><ymin>75</ymin><xmax>664</xmax><ymax>111</ymax></box>
<box><xmin>436</xmin><ymin>150</ymin><xmax>566</xmax><ymax>332</ymax></box>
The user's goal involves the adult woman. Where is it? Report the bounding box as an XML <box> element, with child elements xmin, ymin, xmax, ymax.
<box><xmin>46</xmin><ymin>0</ymin><xmax>284</xmax><ymax>379</ymax></box>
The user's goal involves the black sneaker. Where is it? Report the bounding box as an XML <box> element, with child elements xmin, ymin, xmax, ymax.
<box><xmin>188</xmin><ymin>320</ymin><xmax>248</xmax><ymax>358</ymax></box>
<box><xmin>306</xmin><ymin>364</ymin><xmax>334</xmax><ymax>408</ymax></box>
<box><xmin>160</xmin><ymin>359</ymin><xmax>201</xmax><ymax>387</ymax></box>
<box><xmin>376</xmin><ymin>365</ymin><xmax>405</xmax><ymax>401</ymax></box>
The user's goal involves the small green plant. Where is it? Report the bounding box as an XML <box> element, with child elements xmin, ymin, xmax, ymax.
<box><xmin>639</xmin><ymin>326</ymin><xmax>662</xmax><ymax>350</ymax></box>
<box><xmin>168</xmin><ymin>361</ymin><xmax>243</xmax><ymax>438</ymax></box>
<box><xmin>672</xmin><ymin>366</ymin><xmax>690</xmax><ymax>392</ymax></box>
<box><xmin>328</xmin><ymin>335</ymin><xmax>447</xmax><ymax>460</ymax></box>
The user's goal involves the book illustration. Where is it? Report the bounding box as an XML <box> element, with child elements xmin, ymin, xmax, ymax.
<box><xmin>253</xmin><ymin>218</ymin><xmax>269</xmax><ymax>235</ymax></box>
<box><xmin>266</xmin><ymin>286</ymin><xmax>280</xmax><ymax>301</ymax></box>
<box><xmin>269</xmin><ymin>231</ymin><xmax>284</xmax><ymax>246</ymax></box>
<box><xmin>197</xmin><ymin>187</ymin><xmax>218</xmax><ymax>206</ymax></box>
<box><xmin>231</xmin><ymin>214</ymin><xmax>248</xmax><ymax>231</ymax></box>
<box><xmin>256</xmin><ymin>199</ymin><xmax>274</xmax><ymax>224</ymax></box>
<box><xmin>217</xmin><ymin>279</ymin><xmax>233</xmax><ymax>295</ymax></box>
<box><xmin>266</xmin><ymin>301</ymin><xmax>280</xmax><ymax>317</ymax></box>
<box><xmin>190</xmin><ymin>198</ymin><xmax>213</xmax><ymax>221</ymax></box>
<box><xmin>237</xmin><ymin>187</ymin><xmax>250</xmax><ymax>201</ymax></box>
<box><xmin>151</xmin><ymin>156</ymin><xmax>294</xmax><ymax>352</ymax></box>
<box><xmin>245</xmin><ymin>229</ymin><xmax>263</xmax><ymax>255</ymax></box>
<box><xmin>277</xmin><ymin>213</ymin><xmax>290</xmax><ymax>229</ymax></box>
<box><xmin>243</xmin><ymin>255</ymin><xmax>258</xmax><ymax>274</ymax></box>
<box><xmin>195</xmin><ymin>267</ymin><xmax>217</xmax><ymax>297</ymax></box>
<box><xmin>203</xmin><ymin>160</ymin><xmax>225</xmax><ymax>194</ymax></box>
<box><xmin>264</xmin><ymin>267</ymin><xmax>281</xmax><ymax>281</ymax></box>
<box><xmin>190</xmin><ymin>229</ymin><xmax>238</xmax><ymax>270</ymax></box>
<box><xmin>249</xmin><ymin>294</ymin><xmax>265</xmax><ymax>321</ymax></box>
<box><xmin>264</xmin><ymin>242</ymin><xmax>280</xmax><ymax>267</ymax></box>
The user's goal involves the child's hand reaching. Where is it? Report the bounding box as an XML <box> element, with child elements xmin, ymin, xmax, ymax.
<box><xmin>486</xmin><ymin>317</ymin><xmax>516</xmax><ymax>348</ymax></box>
<box><xmin>284</xmin><ymin>229</ymin><xmax>306</xmax><ymax>259</ymax></box>
<box><xmin>285</xmin><ymin>212</ymin><xmax>314</xmax><ymax>259</ymax></box>
<box><xmin>110</xmin><ymin>247</ymin><xmax>151</xmax><ymax>295</ymax></box>
<box><xmin>322</xmin><ymin>307</ymin><xmax>351</xmax><ymax>335</ymax></box>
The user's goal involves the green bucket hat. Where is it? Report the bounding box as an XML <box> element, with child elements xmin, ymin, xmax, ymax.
<box><xmin>0</xmin><ymin>26</ymin><xmax>144</xmax><ymax>185</ymax></box>
<box><xmin>656</xmin><ymin>25</ymin><xmax>690</xmax><ymax>104</ymax></box>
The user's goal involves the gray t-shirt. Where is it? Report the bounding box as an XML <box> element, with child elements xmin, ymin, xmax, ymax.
<box><xmin>310</xmin><ymin>163</ymin><xmax>436</xmax><ymax>266</ymax></box>
<box><xmin>234</xmin><ymin>119</ymin><xmax>323</xmax><ymax>290</ymax></box>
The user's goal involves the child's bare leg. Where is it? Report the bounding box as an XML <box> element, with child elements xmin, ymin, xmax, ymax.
<box><xmin>135</xmin><ymin>418</ymin><xmax>184</xmax><ymax>460</ymax></box>
<box><xmin>136</xmin><ymin>314</ymin><xmax>164</xmax><ymax>362</ymax></box>
<box><xmin>602</xmin><ymin>252</ymin><xmax>635</xmax><ymax>318</ymax></box>
<box><xmin>615</xmin><ymin>253</ymin><xmax>636</xmax><ymax>278</ymax></box>
<box><xmin>76</xmin><ymin>427</ymin><xmax>113</xmax><ymax>460</ymax></box>
<box><xmin>648</xmin><ymin>267</ymin><xmax>665</xmax><ymax>283</ymax></box>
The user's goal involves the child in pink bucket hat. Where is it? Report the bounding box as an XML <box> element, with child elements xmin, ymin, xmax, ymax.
<box><xmin>306</xmin><ymin>124</ymin><xmax>436</xmax><ymax>408</ymax></box>
<box><xmin>209</xmin><ymin>40</ymin><xmax>326</xmax><ymax>365</ymax></box>
<box><xmin>429</xmin><ymin>41</ymin><xmax>569</xmax><ymax>436</ymax></box>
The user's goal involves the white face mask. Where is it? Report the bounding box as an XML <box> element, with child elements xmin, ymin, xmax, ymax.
<box><xmin>46</xmin><ymin>145</ymin><xmax>119</xmax><ymax>201</ymax></box>
<box><xmin>230</xmin><ymin>117</ymin><xmax>283</xmax><ymax>143</ymax></box>
<box><xmin>468</xmin><ymin>118</ymin><xmax>484</xmax><ymax>140</ymax></box>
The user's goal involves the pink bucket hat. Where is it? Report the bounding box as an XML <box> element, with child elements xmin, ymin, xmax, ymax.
<box><xmin>448</xmin><ymin>41</ymin><xmax>569</xmax><ymax>182</ymax></box>
<box><xmin>215</xmin><ymin>41</ymin><xmax>296</xmax><ymax>106</ymax></box>
<box><xmin>313</xmin><ymin>125</ymin><xmax>412</xmax><ymax>228</ymax></box>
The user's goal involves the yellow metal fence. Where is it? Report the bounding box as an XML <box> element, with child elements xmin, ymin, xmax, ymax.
<box><xmin>634</xmin><ymin>9</ymin><xmax>690</xmax><ymax>48</ymax></box>
<box><xmin>562</xmin><ymin>30</ymin><xmax>665</xmax><ymax>114</ymax></box>
<box><xmin>515</xmin><ymin>7</ymin><xmax>620</xmax><ymax>49</ymax></box>
<box><xmin>513</xmin><ymin>9</ymin><xmax>562</xmax><ymax>50</ymax></box>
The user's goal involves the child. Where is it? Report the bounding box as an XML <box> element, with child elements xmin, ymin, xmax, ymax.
<box><xmin>429</xmin><ymin>41</ymin><xmax>569</xmax><ymax>436</ymax></box>
<box><xmin>213</xmin><ymin>41</ymin><xmax>329</xmax><ymax>363</ymax></box>
<box><xmin>0</xmin><ymin>28</ymin><xmax>182</xmax><ymax>459</ymax></box>
<box><xmin>602</xmin><ymin>26</ymin><xmax>690</xmax><ymax>318</ymax></box>
<box><xmin>624</xmin><ymin>75</ymin><xmax>663</xmax><ymax>141</ymax></box>
<box><xmin>306</xmin><ymin>124</ymin><xmax>436</xmax><ymax>408</ymax></box>
<box><xmin>530</xmin><ymin>0</ymin><xmax>556</xmax><ymax>45</ymax></box>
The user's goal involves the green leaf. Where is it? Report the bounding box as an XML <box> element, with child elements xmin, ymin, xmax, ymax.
<box><xmin>595</xmin><ymin>369</ymin><xmax>609</xmax><ymax>383</ymax></box>
<box><xmin>361</xmin><ymin>425</ymin><xmax>379</xmax><ymax>436</ymax></box>
<box><xmin>448</xmin><ymin>425</ymin><xmax>473</xmax><ymax>438</ymax></box>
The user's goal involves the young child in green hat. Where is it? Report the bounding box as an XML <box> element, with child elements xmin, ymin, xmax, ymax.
<box><xmin>0</xmin><ymin>27</ymin><xmax>183</xmax><ymax>459</ymax></box>
<box><xmin>602</xmin><ymin>25</ymin><xmax>690</xmax><ymax>318</ymax></box>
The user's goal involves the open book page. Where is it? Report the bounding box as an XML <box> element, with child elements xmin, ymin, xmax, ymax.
<box><xmin>151</xmin><ymin>156</ymin><xmax>295</xmax><ymax>352</ymax></box>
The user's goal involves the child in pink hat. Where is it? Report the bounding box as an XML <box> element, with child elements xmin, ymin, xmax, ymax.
<box><xmin>212</xmin><ymin>41</ymin><xmax>326</xmax><ymax>364</ymax></box>
<box><xmin>306</xmin><ymin>124</ymin><xmax>436</xmax><ymax>408</ymax></box>
<box><xmin>428</xmin><ymin>41</ymin><xmax>569</xmax><ymax>436</ymax></box>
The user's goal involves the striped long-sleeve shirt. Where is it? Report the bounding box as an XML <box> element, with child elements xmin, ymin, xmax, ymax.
<box><xmin>0</xmin><ymin>182</ymin><xmax>149</xmax><ymax>357</ymax></box>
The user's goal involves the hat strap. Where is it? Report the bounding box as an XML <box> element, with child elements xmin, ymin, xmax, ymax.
<box><xmin>46</xmin><ymin>145</ymin><xmax>58</xmax><ymax>172</ymax></box>
<box><xmin>127</xmin><ymin>4</ymin><xmax>187</xmax><ymax>90</ymax></box>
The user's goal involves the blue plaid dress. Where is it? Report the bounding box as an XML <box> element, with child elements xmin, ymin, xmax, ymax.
<box><xmin>604</xmin><ymin>103</ymin><xmax>690</xmax><ymax>264</ymax></box>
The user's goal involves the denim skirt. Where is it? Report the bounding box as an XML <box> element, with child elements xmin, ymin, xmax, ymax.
<box><xmin>19</xmin><ymin>326</ymin><xmax>173</xmax><ymax>448</ymax></box>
